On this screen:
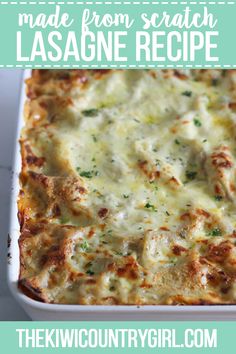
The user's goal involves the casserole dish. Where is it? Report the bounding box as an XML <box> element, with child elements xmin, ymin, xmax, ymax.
<box><xmin>8</xmin><ymin>69</ymin><xmax>236</xmax><ymax>320</ymax></box>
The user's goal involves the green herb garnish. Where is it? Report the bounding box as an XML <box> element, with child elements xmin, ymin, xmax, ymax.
<box><xmin>208</xmin><ymin>228</ymin><xmax>222</xmax><ymax>237</ymax></box>
<box><xmin>182</xmin><ymin>91</ymin><xmax>192</xmax><ymax>97</ymax></box>
<box><xmin>80</xmin><ymin>171</ymin><xmax>93</xmax><ymax>179</ymax></box>
<box><xmin>170</xmin><ymin>258</ymin><xmax>178</xmax><ymax>265</ymax></box>
<box><xmin>185</xmin><ymin>171</ymin><xmax>197</xmax><ymax>180</ymax></box>
<box><xmin>79</xmin><ymin>169</ymin><xmax>99</xmax><ymax>178</ymax></box>
<box><xmin>194</xmin><ymin>118</ymin><xmax>202</xmax><ymax>127</ymax></box>
<box><xmin>115</xmin><ymin>251</ymin><xmax>123</xmax><ymax>256</ymax></box>
<box><xmin>82</xmin><ymin>109</ymin><xmax>99</xmax><ymax>117</ymax></box>
<box><xmin>175</xmin><ymin>139</ymin><xmax>180</xmax><ymax>145</ymax></box>
<box><xmin>80</xmin><ymin>241</ymin><xmax>89</xmax><ymax>252</ymax></box>
<box><xmin>92</xmin><ymin>134</ymin><xmax>97</xmax><ymax>142</ymax></box>
<box><xmin>214</xmin><ymin>195</ymin><xmax>223</xmax><ymax>201</ymax></box>
<box><xmin>86</xmin><ymin>269</ymin><xmax>95</xmax><ymax>276</ymax></box>
<box><xmin>123</xmin><ymin>194</ymin><xmax>129</xmax><ymax>199</ymax></box>
<box><xmin>144</xmin><ymin>202</ymin><xmax>157</xmax><ymax>212</ymax></box>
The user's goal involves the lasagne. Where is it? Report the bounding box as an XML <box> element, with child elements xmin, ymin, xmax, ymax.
<box><xmin>18</xmin><ymin>69</ymin><xmax>236</xmax><ymax>305</ymax></box>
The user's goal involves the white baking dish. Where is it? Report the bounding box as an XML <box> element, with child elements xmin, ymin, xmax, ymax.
<box><xmin>7</xmin><ymin>70</ymin><xmax>236</xmax><ymax>321</ymax></box>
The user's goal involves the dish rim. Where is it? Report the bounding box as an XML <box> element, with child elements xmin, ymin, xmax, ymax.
<box><xmin>7</xmin><ymin>69</ymin><xmax>236</xmax><ymax>316</ymax></box>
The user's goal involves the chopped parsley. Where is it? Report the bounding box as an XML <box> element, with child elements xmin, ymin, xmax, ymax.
<box><xmin>202</xmin><ymin>139</ymin><xmax>207</xmax><ymax>143</ymax></box>
<box><xmin>82</xmin><ymin>109</ymin><xmax>99</xmax><ymax>117</ymax></box>
<box><xmin>208</xmin><ymin>228</ymin><xmax>222</xmax><ymax>237</ymax></box>
<box><xmin>100</xmin><ymin>229</ymin><xmax>113</xmax><ymax>238</ymax></box>
<box><xmin>214</xmin><ymin>195</ymin><xmax>223</xmax><ymax>201</ymax></box>
<box><xmin>79</xmin><ymin>169</ymin><xmax>99</xmax><ymax>178</ymax></box>
<box><xmin>123</xmin><ymin>194</ymin><xmax>129</xmax><ymax>199</ymax></box>
<box><xmin>185</xmin><ymin>170</ymin><xmax>197</xmax><ymax>180</ymax></box>
<box><xmin>193</xmin><ymin>118</ymin><xmax>202</xmax><ymax>127</ymax></box>
<box><xmin>115</xmin><ymin>251</ymin><xmax>123</xmax><ymax>256</ymax></box>
<box><xmin>182</xmin><ymin>91</ymin><xmax>192</xmax><ymax>97</ymax></box>
<box><xmin>92</xmin><ymin>134</ymin><xmax>97</xmax><ymax>142</ymax></box>
<box><xmin>170</xmin><ymin>258</ymin><xmax>178</xmax><ymax>265</ymax></box>
<box><xmin>175</xmin><ymin>139</ymin><xmax>180</xmax><ymax>145</ymax></box>
<box><xmin>80</xmin><ymin>241</ymin><xmax>89</xmax><ymax>252</ymax></box>
<box><xmin>109</xmin><ymin>286</ymin><xmax>116</xmax><ymax>291</ymax></box>
<box><xmin>86</xmin><ymin>269</ymin><xmax>95</xmax><ymax>276</ymax></box>
<box><xmin>144</xmin><ymin>202</ymin><xmax>157</xmax><ymax>212</ymax></box>
<box><xmin>149</xmin><ymin>180</ymin><xmax>158</xmax><ymax>190</ymax></box>
<box><xmin>79</xmin><ymin>171</ymin><xmax>93</xmax><ymax>179</ymax></box>
<box><xmin>166</xmin><ymin>211</ymin><xmax>170</xmax><ymax>216</ymax></box>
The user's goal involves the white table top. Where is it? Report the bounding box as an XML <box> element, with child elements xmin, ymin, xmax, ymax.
<box><xmin>0</xmin><ymin>70</ymin><xmax>30</xmax><ymax>320</ymax></box>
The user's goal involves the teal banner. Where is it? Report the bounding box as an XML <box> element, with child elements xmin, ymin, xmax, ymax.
<box><xmin>0</xmin><ymin>1</ymin><xmax>235</xmax><ymax>68</ymax></box>
<box><xmin>0</xmin><ymin>322</ymin><xmax>236</xmax><ymax>353</ymax></box>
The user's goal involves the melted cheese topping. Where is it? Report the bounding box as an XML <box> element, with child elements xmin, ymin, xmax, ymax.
<box><xmin>18</xmin><ymin>69</ymin><xmax>236</xmax><ymax>305</ymax></box>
